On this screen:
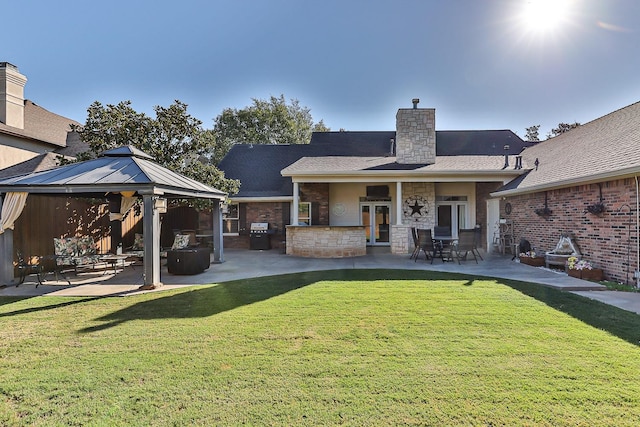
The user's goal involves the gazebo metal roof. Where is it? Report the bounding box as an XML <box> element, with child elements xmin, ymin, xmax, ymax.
<box><xmin>0</xmin><ymin>145</ymin><xmax>226</xmax><ymax>200</ymax></box>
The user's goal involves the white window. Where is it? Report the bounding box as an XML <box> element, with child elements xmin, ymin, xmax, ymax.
<box><xmin>223</xmin><ymin>203</ymin><xmax>239</xmax><ymax>235</ymax></box>
<box><xmin>298</xmin><ymin>202</ymin><xmax>311</xmax><ymax>225</ymax></box>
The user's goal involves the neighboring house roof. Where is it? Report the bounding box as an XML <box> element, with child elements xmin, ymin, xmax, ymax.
<box><xmin>0</xmin><ymin>145</ymin><xmax>226</xmax><ymax>199</ymax></box>
<box><xmin>494</xmin><ymin>101</ymin><xmax>640</xmax><ymax>196</ymax></box>
<box><xmin>0</xmin><ymin>152</ymin><xmax>68</xmax><ymax>179</ymax></box>
<box><xmin>0</xmin><ymin>100</ymin><xmax>81</xmax><ymax>148</ymax></box>
<box><xmin>219</xmin><ymin>130</ymin><xmax>527</xmax><ymax>199</ymax></box>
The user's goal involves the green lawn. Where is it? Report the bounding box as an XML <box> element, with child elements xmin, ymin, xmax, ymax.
<box><xmin>2</xmin><ymin>269</ymin><xmax>640</xmax><ymax>426</ymax></box>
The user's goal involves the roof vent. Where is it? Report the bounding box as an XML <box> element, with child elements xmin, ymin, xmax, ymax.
<box><xmin>412</xmin><ymin>98</ymin><xmax>420</xmax><ymax>109</ymax></box>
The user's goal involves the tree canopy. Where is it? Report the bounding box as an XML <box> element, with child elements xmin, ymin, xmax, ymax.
<box><xmin>71</xmin><ymin>100</ymin><xmax>240</xmax><ymax>196</ymax></box>
<box><xmin>524</xmin><ymin>122</ymin><xmax>581</xmax><ymax>141</ymax></box>
<box><xmin>548</xmin><ymin>122</ymin><xmax>580</xmax><ymax>139</ymax></box>
<box><xmin>524</xmin><ymin>125</ymin><xmax>540</xmax><ymax>142</ymax></box>
<box><xmin>213</xmin><ymin>95</ymin><xmax>329</xmax><ymax>150</ymax></box>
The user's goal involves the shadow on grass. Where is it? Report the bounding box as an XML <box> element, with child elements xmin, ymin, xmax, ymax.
<box><xmin>0</xmin><ymin>297</ymin><xmax>103</xmax><ymax>317</ymax></box>
<box><xmin>41</xmin><ymin>267</ymin><xmax>640</xmax><ymax>346</ymax></box>
<box><xmin>79</xmin><ymin>269</ymin><xmax>469</xmax><ymax>333</ymax></box>
<box><xmin>502</xmin><ymin>278</ymin><xmax>640</xmax><ymax>346</ymax></box>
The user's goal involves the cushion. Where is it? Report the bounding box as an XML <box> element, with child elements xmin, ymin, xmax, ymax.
<box><xmin>132</xmin><ymin>233</ymin><xmax>144</xmax><ymax>250</ymax></box>
<box><xmin>77</xmin><ymin>236</ymin><xmax>96</xmax><ymax>257</ymax></box>
<box><xmin>171</xmin><ymin>234</ymin><xmax>191</xmax><ymax>250</ymax></box>
<box><xmin>54</xmin><ymin>237</ymin><xmax>76</xmax><ymax>257</ymax></box>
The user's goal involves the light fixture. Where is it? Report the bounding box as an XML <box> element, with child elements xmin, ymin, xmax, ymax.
<box><xmin>154</xmin><ymin>198</ymin><xmax>167</xmax><ymax>213</ymax></box>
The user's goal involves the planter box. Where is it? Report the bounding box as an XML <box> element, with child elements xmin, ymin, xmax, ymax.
<box><xmin>519</xmin><ymin>257</ymin><xmax>545</xmax><ymax>267</ymax></box>
<box><xmin>568</xmin><ymin>268</ymin><xmax>603</xmax><ymax>281</ymax></box>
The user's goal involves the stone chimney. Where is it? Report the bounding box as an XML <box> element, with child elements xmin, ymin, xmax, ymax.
<box><xmin>0</xmin><ymin>62</ymin><xmax>27</xmax><ymax>129</ymax></box>
<box><xmin>395</xmin><ymin>98</ymin><xmax>435</xmax><ymax>164</ymax></box>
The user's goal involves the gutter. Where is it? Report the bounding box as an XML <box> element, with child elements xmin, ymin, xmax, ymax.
<box><xmin>491</xmin><ymin>165</ymin><xmax>640</xmax><ymax>198</ymax></box>
<box><xmin>636</xmin><ymin>176</ymin><xmax>640</xmax><ymax>287</ymax></box>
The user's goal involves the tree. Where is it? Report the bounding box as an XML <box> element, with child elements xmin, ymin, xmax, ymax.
<box><xmin>525</xmin><ymin>125</ymin><xmax>540</xmax><ymax>142</ymax></box>
<box><xmin>213</xmin><ymin>95</ymin><xmax>329</xmax><ymax>149</ymax></box>
<box><xmin>547</xmin><ymin>122</ymin><xmax>580</xmax><ymax>139</ymax></box>
<box><xmin>71</xmin><ymin>100</ymin><xmax>239</xmax><ymax>196</ymax></box>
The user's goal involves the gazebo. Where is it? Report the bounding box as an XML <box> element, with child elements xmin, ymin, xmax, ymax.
<box><xmin>0</xmin><ymin>146</ymin><xmax>227</xmax><ymax>289</ymax></box>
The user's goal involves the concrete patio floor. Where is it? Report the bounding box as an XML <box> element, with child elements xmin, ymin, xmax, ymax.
<box><xmin>2</xmin><ymin>248</ymin><xmax>640</xmax><ymax>315</ymax></box>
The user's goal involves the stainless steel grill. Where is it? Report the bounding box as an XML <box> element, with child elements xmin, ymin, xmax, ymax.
<box><xmin>249</xmin><ymin>222</ymin><xmax>271</xmax><ymax>250</ymax></box>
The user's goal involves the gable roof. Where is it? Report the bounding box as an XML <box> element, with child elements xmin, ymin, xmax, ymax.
<box><xmin>494</xmin><ymin>101</ymin><xmax>640</xmax><ymax>196</ymax></box>
<box><xmin>0</xmin><ymin>100</ymin><xmax>81</xmax><ymax>148</ymax></box>
<box><xmin>219</xmin><ymin>130</ymin><xmax>528</xmax><ymax>198</ymax></box>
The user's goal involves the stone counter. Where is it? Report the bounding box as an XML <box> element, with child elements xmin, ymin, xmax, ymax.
<box><xmin>286</xmin><ymin>225</ymin><xmax>366</xmax><ymax>258</ymax></box>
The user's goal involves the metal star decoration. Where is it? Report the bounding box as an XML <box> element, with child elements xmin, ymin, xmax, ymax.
<box><xmin>409</xmin><ymin>200</ymin><xmax>424</xmax><ymax>216</ymax></box>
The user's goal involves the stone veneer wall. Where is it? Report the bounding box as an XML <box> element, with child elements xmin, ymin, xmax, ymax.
<box><xmin>391</xmin><ymin>182</ymin><xmax>436</xmax><ymax>254</ymax></box>
<box><xmin>286</xmin><ymin>226</ymin><xmax>366</xmax><ymax>258</ymax></box>
<box><xmin>395</xmin><ymin>108</ymin><xmax>436</xmax><ymax>164</ymax></box>
<box><xmin>503</xmin><ymin>178</ymin><xmax>639</xmax><ymax>283</ymax></box>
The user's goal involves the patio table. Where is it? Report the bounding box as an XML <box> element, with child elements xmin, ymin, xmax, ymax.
<box><xmin>100</xmin><ymin>254</ymin><xmax>130</xmax><ymax>274</ymax></box>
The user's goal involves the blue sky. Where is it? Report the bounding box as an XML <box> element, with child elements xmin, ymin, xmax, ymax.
<box><xmin>4</xmin><ymin>0</ymin><xmax>640</xmax><ymax>137</ymax></box>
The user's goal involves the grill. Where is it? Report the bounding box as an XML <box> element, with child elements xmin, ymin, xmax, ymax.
<box><xmin>249</xmin><ymin>222</ymin><xmax>271</xmax><ymax>250</ymax></box>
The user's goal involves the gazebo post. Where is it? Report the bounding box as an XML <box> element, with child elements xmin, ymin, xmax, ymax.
<box><xmin>0</xmin><ymin>193</ymin><xmax>15</xmax><ymax>285</ymax></box>
<box><xmin>141</xmin><ymin>194</ymin><xmax>162</xmax><ymax>289</ymax></box>
<box><xmin>212</xmin><ymin>200</ymin><xmax>224</xmax><ymax>263</ymax></box>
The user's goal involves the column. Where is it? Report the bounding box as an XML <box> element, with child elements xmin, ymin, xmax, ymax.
<box><xmin>292</xmin><ymin>182</ymin><xmax>299</xmax><ymax>226</ymax></box>
<box><xmin>212</xmin><ymin>200</ymin><xmax>224</xmax><ymax>263</ymax></box>
<box><xmin>396</xmin><ymin>181</ymin><xmax>403</xmax><ymax>225</ymax></box>
<box><xmin>141</xmin><ymin>194</ymin><xmax>162</xmax><ymax>289</ymax></box>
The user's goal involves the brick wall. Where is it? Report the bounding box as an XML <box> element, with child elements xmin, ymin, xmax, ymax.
<box><xmin>504</xmin><ymin>179</ymin><xmax>639</xmax><ymax>283</ymax></box>
<box><xmin>300</xmin><ymin>183</ymin><xmax>330</xmax><ymax>225</ymax></box>
<box><xmin>223</xmin><ymin>184</ymin><xmax>329</xmax><ymax>250</ymax></box>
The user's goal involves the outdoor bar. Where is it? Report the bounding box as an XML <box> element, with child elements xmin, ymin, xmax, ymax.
<box><xmin>285</xmin><ymin>225</ymin><xmax>366</xmax><ymax>258</ymax></box>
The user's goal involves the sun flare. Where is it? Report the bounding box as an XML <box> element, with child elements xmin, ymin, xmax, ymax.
<box><xmin>519</xmin><ymin>0</ymin><xmax>573</xmax><ymax>34</ymax></box>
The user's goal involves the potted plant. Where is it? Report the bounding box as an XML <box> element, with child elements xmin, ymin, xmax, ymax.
<box><xmin>566</xmin><ymin>256</ymin><xmax>603</xmax><ymax>281</ymax></box>
<box><xmin>518</xmin><ymin>251</ymin><xmax>545</xmax><ymax>267</ymax></box>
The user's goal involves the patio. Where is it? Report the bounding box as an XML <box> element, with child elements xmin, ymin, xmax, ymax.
<box><xmin>1</xmin><ymin>248</ymin><xmax>608</xmax><ymax>295</ymax></box>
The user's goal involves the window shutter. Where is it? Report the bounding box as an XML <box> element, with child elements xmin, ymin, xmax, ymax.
<box><xmin>311</xmin><ymin>202</ymin><xmax>320</xmax><ymax>226</ymax></box>
<box><xmin>282</xmin><ymin>202</ymin><xmax>290</xmax><ymax>227</ymax></box>
<box><xmin>239</xmin><ymin>203</ymin><xmax>248</xmax><ymax>235</ymax></box>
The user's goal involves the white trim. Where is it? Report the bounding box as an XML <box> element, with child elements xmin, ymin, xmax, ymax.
<box><xmin>228</xmin><ymin>196</ymin><xmax>293</xmax><ymax>203</ymax></box>
<box><xmin>287</xmin><ymin>174</ymin><xmax>519</xmax><ymax>184</ymax></box>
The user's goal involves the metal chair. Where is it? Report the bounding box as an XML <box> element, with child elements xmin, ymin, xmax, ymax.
<box><xmin>410</xmin><ymin>227</ymin><xmax>420</xmax><ymax>260</ymax></box>
<box><xmin>450</xmin><ymin>229</ymin><xmax>479</xmax><ymax>264</ymax></box>
<box><xmin>415</xmin><ymin>229</ymin><xmax>439</xmax><ymax>263</ymax></box>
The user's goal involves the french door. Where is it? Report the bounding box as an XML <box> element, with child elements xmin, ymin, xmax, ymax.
<box><xmin>436</xmin><ymin>197</ymin><xmax>469</xmax><ymax>238</ymax></box>
<box><xmin>360</xmin><ymin>203</ymin><xmax>391</xmax><ymax>245</ymax></box>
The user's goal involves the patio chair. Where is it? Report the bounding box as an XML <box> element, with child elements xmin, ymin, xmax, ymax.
<box><xmin>410</xmin><ymin>227</ymin><xmax>420</xmax><ymax>260</ymax></box>
<box><xmin>449</xmin><ymin>229</ymin><xmax>479</xmax><ymax>264</ymax></box>
<box><xmin>415</xmin><ymin>228</ymin><xmax>438</xmax><ymax>263</ymax></box>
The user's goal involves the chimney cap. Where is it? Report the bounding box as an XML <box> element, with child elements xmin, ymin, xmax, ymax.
<box><xmin>412</xmin><ymin>98</ymin><xmax>420</xmax><ymax>109</ymax></box>
<box><xmin>0</xmin><ymin>62</ymin><xmax>19</xmax><ymax>71</ymax></box>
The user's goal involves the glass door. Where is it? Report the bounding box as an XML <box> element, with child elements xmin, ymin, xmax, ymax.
<box><xmin>436</xmin><ymin>196</ymin><xmax>469</xmax><ymax>238</ymax></box>
<box><xmin>361</xmin><ymin>203</ymin><xmax>391</xmax><ymax>245</ymax></box>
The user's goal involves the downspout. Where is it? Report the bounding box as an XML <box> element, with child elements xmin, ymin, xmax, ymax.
<box><xmin>633</xmin><ymin>175</ymin><xmax>640</xmax><ymax>288</ymax></box>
